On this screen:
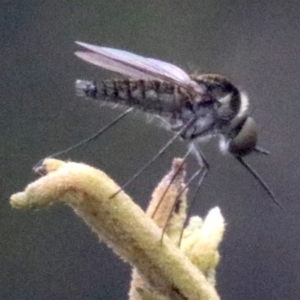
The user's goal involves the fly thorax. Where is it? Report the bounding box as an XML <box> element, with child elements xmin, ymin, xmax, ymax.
<box><xmin>192</xmin><ymin>74</ymin><xmax>242</xmax><ymax>123</ymax></box>
<box><xmin>175</xmin><ymin>97</ymin><xmax>217</xmax><ymax>140</ymax></box>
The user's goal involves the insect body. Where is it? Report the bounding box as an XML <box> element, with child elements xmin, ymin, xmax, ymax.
<box><xmin>75</xmin><ymin>41</ymin><xmax>281</xmax><ymax>207</ymax></box>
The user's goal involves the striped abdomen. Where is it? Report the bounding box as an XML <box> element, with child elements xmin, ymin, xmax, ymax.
<box><xmin>75</xmin><ymin>79</ymin><xmax>193</xmax><ymax>117</ymax></box>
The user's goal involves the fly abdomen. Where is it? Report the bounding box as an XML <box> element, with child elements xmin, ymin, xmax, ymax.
<box><xmin>75</xmin><ymin>79</ymin><xmax>188</xmax><ymax>116</ymax></box>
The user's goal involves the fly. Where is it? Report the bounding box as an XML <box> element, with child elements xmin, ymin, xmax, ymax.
<box><xmin>71</xmin><ymin>41</ymin><xmax>281</xmax><ymax>208</ymax></box>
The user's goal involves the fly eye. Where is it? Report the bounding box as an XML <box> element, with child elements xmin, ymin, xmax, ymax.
<box><xmin>229</xmin><ymin>117</ymin><xmax>258</xmax><ymax>156</ymax></box>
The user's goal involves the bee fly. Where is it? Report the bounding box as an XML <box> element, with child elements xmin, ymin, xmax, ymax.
<box><xmin>71</xmin><ymin>41</ymin><xmax>281</xmax><ymax>208</ymax></box>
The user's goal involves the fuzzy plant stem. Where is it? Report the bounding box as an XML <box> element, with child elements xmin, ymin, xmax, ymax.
<box><xmin>10</xmin><ymin>158</ymin><xmax>223</xmax><ymax>300</ymax></box>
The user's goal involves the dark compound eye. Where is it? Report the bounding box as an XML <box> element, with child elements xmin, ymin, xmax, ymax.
<box><xmin>229</xmin><ymin>117</ymin><xmax>257</xmax><ymax>156</ymax></box>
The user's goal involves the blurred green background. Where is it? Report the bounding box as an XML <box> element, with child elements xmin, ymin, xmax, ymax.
<box><xmin>1</xmin><ymin>1</ymin><xmax>300</xmax><ymax>299</ymax></box>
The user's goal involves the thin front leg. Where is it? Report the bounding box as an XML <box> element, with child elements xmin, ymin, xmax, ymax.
<box><xmin>160</xmin><ymin>143</ymin><xmax>210</xmax><ymax>245</ymax></box>
<box><xmin>176</xmin><ymin>143</ymin><xmax>210</xmax><ymax>246</ymax></box>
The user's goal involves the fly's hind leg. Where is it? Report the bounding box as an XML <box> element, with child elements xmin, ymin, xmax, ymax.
<box><xmin>176</xmin><ymin>142</ymin><xmax>210</xmax><ymax>245</ymax></box>
<box><xmin>159</xmin><ymin>142</ymin><xmax>209</xmax><ymax>245</ymax></box>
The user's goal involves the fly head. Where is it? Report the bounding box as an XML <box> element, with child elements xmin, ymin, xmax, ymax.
<box><xmin>220</xmin><ymin>116</ymin><xmax>258</xmax><ymax>157</ymax></box>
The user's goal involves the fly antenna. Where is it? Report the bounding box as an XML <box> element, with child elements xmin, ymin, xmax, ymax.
<box><xmin>235</xmin><ymin>156</ymin><xmax>283</xmax><ymax>209</ymax></box>
<box><xmin>33</xmin><ymin>108</ymin><xmax>133</xmax><ymax>172</ymax></box>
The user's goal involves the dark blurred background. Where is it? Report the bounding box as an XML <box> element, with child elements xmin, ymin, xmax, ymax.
<box><xmin>1</xmin><ymin>1</ymin><xmax>300</xmax><ymax>299</ymax></box>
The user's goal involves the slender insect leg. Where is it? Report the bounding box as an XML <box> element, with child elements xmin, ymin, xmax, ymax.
<box><xmin>189</xmin><ymin>143</ymin><xmax>210</xmax><ymax>194</ymax></box>
<box><xmin>33</xmin><ymin>108</ymin><xmax>133</xmax><ymax>173</ymax></box>
<box><xmin>150</xmin><ymin>146</ymin><xmax>192</xmax><ymax>219</ymax></box>
<box><xmin>110</xmin><ymin>117</ymin><xmax>197</xmax><ymax>198</ymax></box>
<box><xmin>160</xmin><ymin>155</ymin><xmax>204</xmax><ymax>244</ymax></box>
<box><xmin>176</xmin><ymin>143</ymin><xmax>210</xmax><ymax>245</ymax></box>
<box><xmin>159</xmin><ymin>143</ymin><xmax>208</xmax><ymax>243</ymax></box>
<box><xmin>185</xmin><ymin>143</ymin><xmax>210</xmax><ymax>213</ymax></box>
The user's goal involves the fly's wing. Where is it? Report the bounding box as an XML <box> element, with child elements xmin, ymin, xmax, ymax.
<box><xmin>75</xmin><ymin>41</ymin><xmax>204</xmax><ymax>93</ymax></box>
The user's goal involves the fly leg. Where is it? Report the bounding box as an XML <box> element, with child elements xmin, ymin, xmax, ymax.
<box><xmin>33</xmin><ymin>108</ymin><xmax>133</xmax><ymax>174</ymax></box>
<box><xmin>150</xmin><ymin>146</ymin><xmax>192</xmax><ymax>219</ymax></box>
<box><xmin>110</xmin><ymin>117</ymin><xmax>198</xmax><ymax>198</ymax></box>
<box><xmin>176</xmin><ymin>143</ymin><xmax>210</xmax><ymax>245</ymax></box>
<box><xmin>159</xmin><ymin>142</ymin><xmax>209</xmax><ymax>245</ymax></box>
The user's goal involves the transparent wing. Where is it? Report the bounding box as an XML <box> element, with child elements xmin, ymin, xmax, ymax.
<box><xmin>75</xmin><ymin>41</ymin><xmax>204</xmax><ymax>93</ymax></box>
